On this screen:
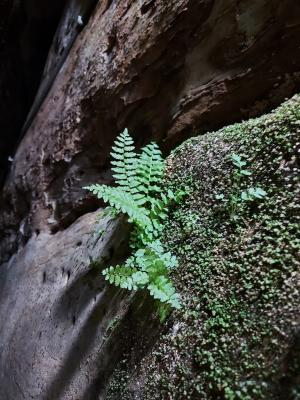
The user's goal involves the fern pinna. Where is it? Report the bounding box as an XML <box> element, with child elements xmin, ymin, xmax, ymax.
<box><xmin>84</xmin><ymin>128</ymin><xmax>182</xmax><ymax>313</ymax></box>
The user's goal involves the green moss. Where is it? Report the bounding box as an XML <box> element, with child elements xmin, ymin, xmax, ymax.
<box><xmin>139</xmin><ymin>95</ymin><xmax>300</xmax><ymax>399</ymax></box>
<box><xmin>105</xmin><ymin>95</ymin><xmax>300</xmax><ymax>399</ymax></box>
<box><xmin>105</xmin><ymin>360</ymin><xmax>131</xmax><ymax>400</ymax></box>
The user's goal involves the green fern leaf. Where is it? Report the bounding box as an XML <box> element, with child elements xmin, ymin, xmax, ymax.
<box><xmin>84</xmin><ymin>129</ymin><xmax>181</xmax><ymax>312</ymax></box>
<box><xmin>148</xmin><ymin>276</ymin><xmax>181</xmax><ymax>309</ymax></box>
<box><xmin>136</xmin><ymin>142</ymin><xmax>164</xmax><ymax>200</ymax></box>
<box><xmin>110</xmin><ymin>128</ymin><xmax>139</xmax><ymax>196</ymax></box>
<box><xmin>103</xmin><ymin>265</ymin><xmax>138</xmax><ymax>290</ymax></box>
<box><xmin>84</xmin><ymin>184</ymin><xmax>152</xmax><ymax>229</ymax></box>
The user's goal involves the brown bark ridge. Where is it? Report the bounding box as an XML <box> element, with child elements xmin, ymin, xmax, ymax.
<box><xmin>1</xmin><ymin>0</ymin><xmax>300</xmax><ymax>263</ymax></box>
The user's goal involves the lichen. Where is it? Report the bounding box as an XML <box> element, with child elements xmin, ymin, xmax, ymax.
<box><xmin>106</xmin><ymin>95</ymin><xmax>300</xmax><ymax>399</ymax></box>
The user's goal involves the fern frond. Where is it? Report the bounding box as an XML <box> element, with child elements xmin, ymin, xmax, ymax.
<box><xmin>103</xmin><ymin>258</ymin><xmax>149</xmax><ymax>291</ymax></box>
<box><xmin>148</xmin><ymin>240</ymin><xmax>178</xmax><ymax>269</ymax></box>
<box><xmin>84</xmin><ymin>184</ymin><xmax>151</xmax><ymax>229</ymax></box>
<box><xmin>126</xmin><ymin>241</ymin><xmax>178</xmax><ymax>278</ymax></box>
<box><xmin>147</xmin><ymin>188</ymin><xmax>186</xmax><ymax>237</ymax></box>
<box><xmin>110</xmin><ymin>128</ymin><xmax>140</xmax><ymax>197</ymax></box>
<box><xmin>148</xmin><ymin>276</ymin><xmax>181</xmax><ymax>309</ymax></box>
<box><xmin>102</xmin><ymin>245</ymin><xmax>180</xmax><ymax>307</ymax></box>
<box><xmin>103</xmin><ymin>265</ymin><xmax>136</xmax><ymax>290</ymax></box>
<box><xmin>136</xmin><ymin>142</ymin><xmax>164</xmax><ymax>202</ymax></box>
<box><xmin>85</xmin><ymin>129</ymin><xmax>182</xmax><ymax>312</ymax></box>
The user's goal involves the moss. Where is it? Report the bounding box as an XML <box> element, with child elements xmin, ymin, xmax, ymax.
<box><xmin>139</xmin><ymin>95</ymin><xmax>300</xmax><ymax>399</ymax></box>
<box><xmin>106</xmin><ymin>95</ymin><xmax>300</xmax><ymax>399</ymax></box>
<box><xmin>105</xmin><ymin>360</ymin><xmax>132</xmax><ymax>400</ymax></box>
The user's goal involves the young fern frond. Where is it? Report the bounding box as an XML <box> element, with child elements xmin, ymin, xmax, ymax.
<box><xmin>148</xmin><ymin>276</ymin><xmax>181</xmax><ymax>309</ymax></box>
<box><xmin>103</xmin><ymin>265</ymin><xmax>149</xmax><ymax>290</ymax></box>
<box><xmin>103</xmin><ymin>241</ymin><xmax>179</xmax><ymax>308</ymax></box>
<box><xmin>147</xmin><ymin>189</ymin><xmax>185</xmax><ymax>238</ymax></box>
<box><xmin>84</xmin><ymin>129</ymin><xmax>183</xmax><ymax>315</ymax></box>
<box><xmin>84</xmin><ymin>184</ymin><xmax>152</xmax><ymax>229</ymax></box>
<box><xmin>110</xmin><ymin>128</ymin><xmax>140</xmax><ymax>198</ymax></box>
<box><xmin>136</xmin><ymin>143</ymin><xmax>165</xmax><ymax>202</ymax></box>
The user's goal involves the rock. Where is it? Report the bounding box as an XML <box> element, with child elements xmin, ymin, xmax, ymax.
<box><xmin>0</xmin><ymin>209</ymin><xmax>160</xmax><ymax>399</ymax></box>
<box><xmin>1</xmin><ymin>96</ymin><xmax>298</xmax><ymax>400</ymax></box>
<box><xmin>22</xmin><ymin>0</ymin><xmax>99</xmax><ymax>137</ymax></box>
<box><xmin>0</xmin><ymin>211</ymin><xmax>131</xmax><ymax>400</ymax></box>
<box><xmin>1</xmin><ymin>1</ymin><xmax>300</xmax><ymax>399</ymax></box>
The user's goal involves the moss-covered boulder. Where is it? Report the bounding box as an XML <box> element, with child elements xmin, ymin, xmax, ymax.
<box><xmin>106</xmin><ymin>95</ymin><xmax>300</xmax><ymax>399</ymax></box>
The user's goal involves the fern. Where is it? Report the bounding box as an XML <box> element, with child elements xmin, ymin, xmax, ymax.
<box><xmin>148</xmin><ymin>276</ymin><xmax>181</xmax><ymax>309</ymax></box>
<box><xmin>136</xmin><ymin>142</ymin><xmax>164</xmax><ymax>201</ymax></box>
<box><xmin>103</xmin><ymin>264</ymin><xmax>149</xmax><ymax>290</ymax></box>
<box><xmin>84</xmin><ymin>184</ymin><xmax>152</xmax><ymax>230</ymax></box>
<box><xmin>85</xmin><ymin>129</ymin><xmax>183</xmax><ymax>315</ymax></box>
<box><xmin>110</xmin><ymin>128</ymin><xmax>139</xmax><ymax>196</ymax></box>
<box><xmin>102</xmin><ymin>241</ymin><xmax>180</xmax><ymax>309</ymax></box>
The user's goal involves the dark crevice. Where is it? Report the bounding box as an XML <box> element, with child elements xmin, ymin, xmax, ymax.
<box><xmin>20</xmin><ymin>0</ymin><xmax>99</xmax><ymax>144</ymax></box>
<box><xmin>0</xmin><ymin>0</ymin><xmax>68</xmax><ymax>188</ymax></box>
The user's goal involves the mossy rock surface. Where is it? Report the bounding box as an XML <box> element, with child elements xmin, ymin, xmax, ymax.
<box><xmin>106</xmin><ymin>95</ymin><xmax>300</xmax><ymax>399</ymax></box>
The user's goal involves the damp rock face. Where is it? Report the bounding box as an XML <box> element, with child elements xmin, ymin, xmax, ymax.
<box><xmin>105</xmin><ymin>95</ymin><xmax>300</xmax><ymax>399</ymax></box>
<box><xmin>0</xmin><ymin>211</ymin><xmax>128</xmax><ymax>400</ymax></box>
<box><xmin>0</xmin><ymin>211</ymin><xmax>159</xmax><ymax>400</ymax></box>
<box><xmin>0</xmin><ymin>95</ymin><xmax>298</xmax><ymax>400</ymax></box>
